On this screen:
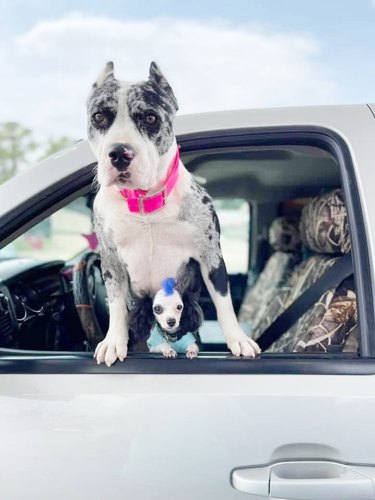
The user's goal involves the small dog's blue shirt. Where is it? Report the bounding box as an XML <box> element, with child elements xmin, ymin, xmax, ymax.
<box><xmin>147</xmin><ymin>325</ymin><xmax>196</xmax><ymax>353</ymax></box>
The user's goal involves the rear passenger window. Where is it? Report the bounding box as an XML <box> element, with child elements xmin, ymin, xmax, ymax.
<box><xmin>187</xmin><ymin>141</ymin><xmax>361</xmax><ymax>358</ymax></box>
<box><xmin>213</xmin><ymin>199</ymin><xmax>250</xmax><ymax>274</ymax></box>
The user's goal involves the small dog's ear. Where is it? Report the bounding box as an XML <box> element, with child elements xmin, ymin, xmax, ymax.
<box><xmin>93</xmin><ymin>61</ymin><xmax>115</xmax><ymax>88</ymax></box>
<box><xmin>180</xmin><ymin>292</ymin><xmax>204</xmax><ymax>334</ymax></box>
<box><xmin>128</xmin><ymin>295</ymin><xmax>154</xmax><ymax>344</ymax></box>
<box><xmin>149</xmin><ymin>62</ymin><xmax>178</xmax><ymax>111</ymax></box>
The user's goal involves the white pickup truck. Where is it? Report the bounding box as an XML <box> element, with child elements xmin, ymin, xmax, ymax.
<box><xmin>0</xmin><ymin>104</ymin><xmax>374</xmax><ymax>499</ymax></box>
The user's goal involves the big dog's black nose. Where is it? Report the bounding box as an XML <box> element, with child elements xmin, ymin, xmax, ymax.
<box><xmin>167</xmin><ymin>318</ymin><xmax>176</xmax><ymax>328</ymax></box>
<box><xmin>108</xmin><ymin>143</ymin><xmax>136</xmax><ymax>171</ymax></box>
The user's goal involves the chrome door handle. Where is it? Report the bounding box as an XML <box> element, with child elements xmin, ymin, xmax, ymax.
<box><xmin>231</xmin><ymin>460</ymin><xmax>375</xmax><ymax>499</ymax></box>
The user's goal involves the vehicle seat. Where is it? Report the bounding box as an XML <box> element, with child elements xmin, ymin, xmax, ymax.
<box><xmin>199</xmin><ymin>215</ymin><xmax>301</xmax><ymax>345</ymax></box>
<box><xmin>251</xmin><ymin>189</ymin><xmax>357</xmax><ymax>353</ymax></box>
<box><xmin>238</xmin><ymin>216</ymin><xmax>301</xmax><ymax>331</ymax></box>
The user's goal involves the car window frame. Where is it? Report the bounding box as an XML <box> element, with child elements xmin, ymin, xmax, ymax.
<box><xmin>0</xmin><ymin>125</ymin><xmax>373</xmax><ymax>374</ymax></box>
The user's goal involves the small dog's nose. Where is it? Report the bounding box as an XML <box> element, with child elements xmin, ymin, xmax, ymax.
<box><xmin>167</xmin><ymin>318</ymin><xmax>176</xmax><ymax>328</ymax></box>
<box><xmin>108</xmin><ymin>143</ymin><xmax>135</xmax><ymax>171</ymax></box>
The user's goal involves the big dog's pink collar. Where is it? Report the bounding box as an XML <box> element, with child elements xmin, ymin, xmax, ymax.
<box><xmin>119</xmin><ymin>148</ymin><xmax>180</xmax><ymax>215</ymax></box>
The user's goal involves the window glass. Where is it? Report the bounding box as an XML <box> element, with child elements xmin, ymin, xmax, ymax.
<box><xmin>0</xmin><ymin>141</ymin><xmax>360</xmax><ymax>360</ymax></box>
<box><xmin>213</xmin><ymin>198</ymin><xmax>250</xmax><ymax>274</ymax></box>
<box><xmin>0</xmin><ymin>197</ymin><xmax>93</xmax><ymax>261</ymax></box>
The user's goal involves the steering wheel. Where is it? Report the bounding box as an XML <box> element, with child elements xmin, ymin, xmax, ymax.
<box><xmin>72</xmin><ymin>251</ymin><xmax>108</xmax><ymax>349</ymax></box>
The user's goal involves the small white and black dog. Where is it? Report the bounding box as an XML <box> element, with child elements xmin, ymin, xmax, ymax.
<box><xmin>87</xmin><ymin>61</ymin><xmax>261</xmax><ymax>366</ymax></box>
<box><xmin>145</xmin><ymin>278</ymin><xmax>200</xmax><ymax>359</ymax></box>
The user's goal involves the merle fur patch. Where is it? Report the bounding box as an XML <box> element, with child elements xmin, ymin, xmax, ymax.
<box><xmin>208</xmin><ymin>257</ymin><xmax>229</xmax><ymax>296</ymax></box>
<box><xmin>87</xmin><ymin>77</ymin><xmax>120</xmax><ymax>138</ymax></box>
<box><xmin>127</xmin><ymin>78</ymin><xmax>178</xmax><ymax>156</ymax></box>
<box><xmin>94</xmin><ymin>213</ymin><xmax>127</xmax><ymax>302</ymax></box>
<box><xmin>103</xmin><ymin>270</ymin><xmax>113</xmax><ymax>281</ymax></box>
<box><xmin>178</xmin><ymin>180</ymin><xmax>229</xmax><ymax>296</ymax></box>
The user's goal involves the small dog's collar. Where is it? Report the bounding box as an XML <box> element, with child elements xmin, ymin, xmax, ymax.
<box><xmin>119</xmin><ymin>147</ymin><xmax>180</xmax><ymax>215</ymax></box>
<box><xmin>156</xmin><ymin>323</ymin><xmax>185</xmax><ymax>343</ymax></box>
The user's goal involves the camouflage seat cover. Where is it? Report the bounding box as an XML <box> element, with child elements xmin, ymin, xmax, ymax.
<box><xmin>251</xmin><ymin>189</ymin><xmax>357</xmax><ymax>353</ymax></box>
<box><xmin>238</xmin><ymin>216</ymin><xmax>301</xmax><ymax>331</ymax></box>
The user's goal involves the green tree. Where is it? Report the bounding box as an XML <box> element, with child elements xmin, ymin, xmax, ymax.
<box><xmin>0</xmin><ymin>122</ymin><xmax>38</xmax><ymax>183</ymax></box>
<box><xmin>40</xmin><ymin>136</ymin><xmax>75</xmax><ymax>160</ymax></box>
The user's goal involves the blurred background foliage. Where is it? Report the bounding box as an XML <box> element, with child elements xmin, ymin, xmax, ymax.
<box><xmin>0</xmin><ymin>121</ymin><xmax>75</xmax><ymax>184</ymax></box>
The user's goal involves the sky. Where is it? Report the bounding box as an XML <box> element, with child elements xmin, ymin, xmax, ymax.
<box><xmin>1</xmin><ymin>0</ymin><xmax>375</xmax><ymax>142</ymax></box>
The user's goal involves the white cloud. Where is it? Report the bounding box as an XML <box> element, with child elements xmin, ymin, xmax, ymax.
<box><xmin>0</xmin><ymin>13</ymin><xmax>338</xmax><ymax>140</ymax></box>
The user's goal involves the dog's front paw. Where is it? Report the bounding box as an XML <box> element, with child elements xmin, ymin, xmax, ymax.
<box><xmin>226</xmin><ymin>330</ymin><xmax>261</xmax><ymax>358</ymax></box>
<box><xmin>94</xmin><ymin>334</ymin><xmax>128</xmax><ymax>366</ymax></box>
<box><xmin>186</xmin><ymin>344</ymin><xmax>199</xmax><ymax>359</ymax></box>
<box><xmin>161</xmin><ymin>345</ymin><xmax>178</xmax><ymax>358</ymax></box>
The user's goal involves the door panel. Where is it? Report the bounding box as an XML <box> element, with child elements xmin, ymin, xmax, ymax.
<box><xmin>1</xmin><ymin>374</ymin><xmax>375</xmax><ymax>499</ymax></box>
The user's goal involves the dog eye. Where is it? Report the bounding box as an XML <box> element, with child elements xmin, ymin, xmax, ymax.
<box><xmin>145</xmin><ymin>113</ymin><xmax>158</xmax><ymax>125</ymax></box>
<box><xmin>176</xmin><ymin>304</ymin><xmax>183</xmax><ymax>311</ymax></box>
<box><xmin>93</xmin><ymin>112</ymin><xmax>107</xmax><ymax>125</ymax></box>
<box><xmin>153</xmin><ymin>305</ymin><xmax>163</xmax><ymax>314</ymax></box>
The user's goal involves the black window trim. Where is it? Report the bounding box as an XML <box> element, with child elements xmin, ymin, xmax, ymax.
<box><xmin>0</xmin><ymin>350</ymin><xmax>367</xmax><ymax>374</ymax></box>
<box><xmin>0</xmin><ymin>125</ymin><xmax>373</xmax><ymax>375</ymax></box>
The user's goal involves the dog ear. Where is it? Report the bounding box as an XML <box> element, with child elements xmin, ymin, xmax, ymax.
<box><xmin>93</xmin><ymin>61</ymin><xmax>115</xmax><ymax>88</ymax></box>
<box><xmin>128</xmin><ymin>295</ymin><xmax>154</xmax><ymax>344</ymax></box>
<box><xmin>175</xmin><ymin>258</ymin><xmax>202</xmax><ymax>300</ymax></box>
<box><xmin>149</xmin><ymin>62</ymin><xmax>178</xmax><ymax>111</ymax></box>
<box><xmin>180</xmin><ymin>291</ymin><xmax>204</xmax><ymax>334</ymax></box>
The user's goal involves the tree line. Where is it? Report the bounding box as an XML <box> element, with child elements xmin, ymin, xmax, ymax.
<box><xmin>0</xmin><ymin>122</ymin><xmax>75</xmax><ymax>184</ymax></box>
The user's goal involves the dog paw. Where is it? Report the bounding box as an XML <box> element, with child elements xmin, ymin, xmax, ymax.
<box><xmin>186</xmin><ymin>344</ymin><xmax>199</xmax><ymax>359</ymax></box>
<box><xmin>161</xmin><ymin>346</ymin><xmax>178</xmax><ymax>358</ymax></box>
<box><xmin>94</xmin><ymin>335</ymin><xmax>128</xmax><ymax>366</ymax></box>
<box><xmin>226</xmin><ymin>331</ymin><xmax>261</xmax><ymax>358</ymax></box>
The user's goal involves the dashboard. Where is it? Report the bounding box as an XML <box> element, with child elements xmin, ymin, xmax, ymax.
<box><xmin>0</xmin><ymin>259</ymin><xmax>85</xmax><ymax>351</ymax></box>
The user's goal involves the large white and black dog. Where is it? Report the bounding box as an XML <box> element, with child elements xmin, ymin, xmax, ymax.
<box><xmin>87</xmin><ymin>61</ymin><xmax>261</xmax><ymax>366</ymax></box>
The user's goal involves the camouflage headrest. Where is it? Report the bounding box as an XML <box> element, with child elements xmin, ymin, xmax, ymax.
<box><xmin>300</xmin><ymin>189</ymin><xmax>351</xmax><ymax>254</ymax></box>
<box><xmin>269</xmin><ymin>216</ymin><xmax>301</xmax><ymax>252</ymax></box>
